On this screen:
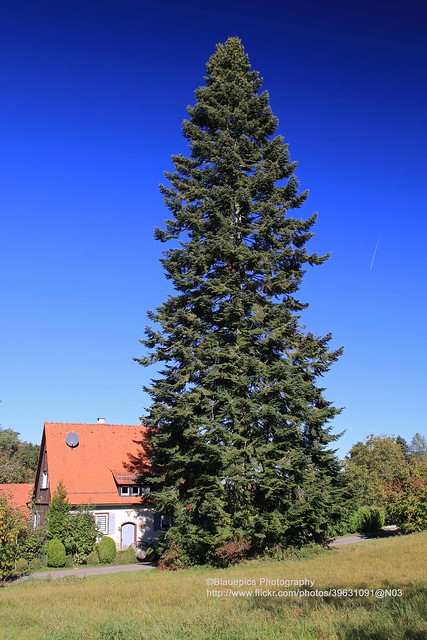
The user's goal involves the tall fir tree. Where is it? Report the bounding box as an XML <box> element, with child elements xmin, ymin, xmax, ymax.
<box><xmin>136</xmin><ymin>38</ymin><xmax>344</xmax><ymax>563</ymax></box>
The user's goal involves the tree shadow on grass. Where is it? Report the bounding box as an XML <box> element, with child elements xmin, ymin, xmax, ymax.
<box><xmin>242</xmin><ymin>583</ymin><xmax>427</xmax><ymax>640</ymax></box>
<box><xmin>331</xmin><ymin>584</ymin><xmax>426</xmax><ymax>640</ymax></box>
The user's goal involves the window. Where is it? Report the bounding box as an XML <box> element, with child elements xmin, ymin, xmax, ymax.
<box><xmin>41</xmin><ymin>470</ymin><xmax>49</xmax><ymax>490</ymax></box>
<box><xmin>119</xmin><ymin>485</ymin><xmax>144</xmax><ymax>496</ymax></box>
<box><xmin>154</xmin><ymin>513</ymin><xmax>172</xmax><ymax>531</ymax></box>
<box><xmin>95</xmin><ymin>513</ymin><xmax>109</xmax><ymax>534</ymax></box>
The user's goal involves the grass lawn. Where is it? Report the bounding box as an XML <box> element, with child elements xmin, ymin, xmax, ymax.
<box><xmin>1</xmin><ymin>532</ymin><xmax>426</xmax><ymax>640</ymax></box>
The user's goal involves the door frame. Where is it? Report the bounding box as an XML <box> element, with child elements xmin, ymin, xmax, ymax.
<box><xmin>120</xmin><ymin>521</ymin><xmax>136</xmax><ymax>549</ymax></box>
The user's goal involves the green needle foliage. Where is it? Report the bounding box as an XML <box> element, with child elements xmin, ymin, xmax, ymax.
<box><xmin>136</xmin><ymin>37</ymin><xmax>344</xmax><ymax>564</ymax></box>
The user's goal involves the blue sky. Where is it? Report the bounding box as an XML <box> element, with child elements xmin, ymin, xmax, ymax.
<box><xmin>1</xmin><ymin>0</ymin><xmax>426</xmax><ymax>457</ymax></box>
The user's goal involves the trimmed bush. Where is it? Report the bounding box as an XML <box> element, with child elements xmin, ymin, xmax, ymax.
<box><xmin>29</xmin><ymin>558</ymin><xmax>43</xmax><ymax>571</ymax></box>
<box><xmin>15</xmin><ymin>558</ymin><xmax>29</xmax><ymax>573</ymax></box>
<box><xmin>47</xmin><ymin>538</ymin><xmax>66</xmax><ymax>567</ymax></box>
<box><xmin>97</xmin><ymin>536</ymin><xmax>117</xmax><ymax>564</ymax></box>
<box><xmin>352</xmin><ymin>506</ymin><xmax>386</xmax><ymax>533</ymax></box>
<box><xmin>116</xmin><ymin>548</ymin><xmax>136</xmax><ymax>565</ymax></box>
<box><xmin>87</xmin><ymin>551</ymin><xmax>100</xmax><ymax>565</ymax></box>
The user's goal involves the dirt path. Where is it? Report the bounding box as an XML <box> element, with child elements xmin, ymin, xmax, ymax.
<box><xmin>20</xmin><ymin>562</ymin><xmax>155</xmax><ymax>581</ymax></box>
<box><xmin>16</xmin><ymin>533</ymin><xmax>397</xmax><ymax>582</ymax></box>
<box><xmin>329</xmin><ymin>534</ymin><xmax>366</xmax><ymax>547</ymax></box>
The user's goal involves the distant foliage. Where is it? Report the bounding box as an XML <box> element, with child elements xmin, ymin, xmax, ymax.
<box><xmin>345</xmin><ymin>433</ymin><xmax>427</xmax><ymax>534</ymax></box>
<box><xmin>47</xmin><ymin>538</ymin><xmax>66</xmax><ymax>567</ymax></box>
<box><xmin>344</xmin><ymin>435</ymin><xmax>407</xmax><ymax>508</ymax></box>
<box><xmin>408</xmin><ymin>433</ymin><xmax>427</xmax><ymax>459</ymax></box>
<box><xmin>0</xmin><ymin>427</ymin><xmax>39</xmax><ymax>483</ymax></box>
<box><xmin>384</xmin><ymin>458</ymin><xmax>427</xmax><ymax>533</ymax></box>
<box><xmin>97</xmin><ymin>536</ymin><xmax>117</xmax><ymax>564</ymax></box>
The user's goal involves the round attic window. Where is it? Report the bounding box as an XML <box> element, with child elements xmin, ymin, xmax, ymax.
<box><xmin>66</xmin><ymin>432</ymin><xmax>79</xmax><ymax>448</ymax></box>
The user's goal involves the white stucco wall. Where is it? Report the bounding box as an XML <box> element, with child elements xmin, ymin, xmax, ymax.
<box><xmin>91</xmin><ymin>506</ymin><xmax>157</xmax><ymax>550</ymax></box>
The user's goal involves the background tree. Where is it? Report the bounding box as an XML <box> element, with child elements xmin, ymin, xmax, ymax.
<box><xmin>0</xmin><ymin>427</ymin><xmax>39</xmax><ymax>483</ymax></box>
<box><xmin>0</xmin><ymin>491</ymin><xmax>28</xmax><ymax>579</ymax></box>
<box><xmin>344</xmin><ymin>432</ymin><xmax>427</xmax><ymax>532</ymax></box>
<box><xmin>136</xmin><ymin>38</ymin><xmax>344</xmax><ymax>563</ymax></box>
<box><xmin>396</xmin><ymin>435</ymin><xmax>410</xmax><ymax>461</ymax></box>
<box><xmin>343</xmin><ymin>434</ymin><xmax>407</xmax><ymax>508</ymax></box>
<box><xmin>408</xmin><ymin>433</ymin><xmax>427</xmax><ymax>459</ymax></box>
<box><xmin>46</xmin><ymin>481</ymin><xmax>70</xmax><ymax>540</ymax></box>
<box><xmin>384</xmin><ymin>455</ymin><xmax>427</xmax><ymax>532</ymax></box>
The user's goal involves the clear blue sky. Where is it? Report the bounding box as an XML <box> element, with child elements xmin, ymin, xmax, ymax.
<box><xmin>1</xmin><ymin>0</ymin><xmax>426</xmax><ymax>457</ymax></box>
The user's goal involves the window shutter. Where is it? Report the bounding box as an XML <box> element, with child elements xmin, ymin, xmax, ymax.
<box><xmin>108</xmin><ymin>513</ymin><xmax>115</xmax><ymax>535</ymax></box>
<box><xmin>153</xmin><ymin>513</ymin><xmax>160</xmax><ymax>531</ymax></box>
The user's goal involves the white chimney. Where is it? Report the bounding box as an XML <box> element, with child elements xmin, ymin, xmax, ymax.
<box><xmin>97</xmin><ymin>417</ymin><xmax>106</xmax><ymax>424</ymax></box>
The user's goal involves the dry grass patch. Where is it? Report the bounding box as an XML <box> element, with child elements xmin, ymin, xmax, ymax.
<box><xmin>0</xmin><ymin>532</ymin><xmax>426</xmax><ymax>640</ymax></box>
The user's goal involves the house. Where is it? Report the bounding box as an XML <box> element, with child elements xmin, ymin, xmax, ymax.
<box><xmin>33</xmin><ymin>420</ymin><xmax>166</xmax><ymax>550</ymax></box>
<box><xmin>0</xmin><ymin>483</ymin><xmax>33</xmax><ymax>514</ymax></box>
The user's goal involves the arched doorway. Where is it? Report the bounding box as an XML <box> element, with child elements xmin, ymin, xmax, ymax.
<box><xmin>120</xmin><ymin>522</ymin><xmax>136</xmax><ymax>550</ymax></box>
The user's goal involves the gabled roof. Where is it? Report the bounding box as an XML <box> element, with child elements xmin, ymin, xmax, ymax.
<box><xmin>42</xmin><ymin>422</ymin><xmax>148</xmax><ymax>506</ymax></box>
<box><xmin>0</xmin><ymin>483</ymin><xmax>32</xmax><ymax>512</ymax></box>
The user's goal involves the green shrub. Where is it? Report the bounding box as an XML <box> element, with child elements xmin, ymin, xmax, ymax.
<box><xmin>21</xmin><ymin>526</ymin><xmax>47</xmax><ymax>561</ymax></box>
<box><xmin>115</xmin><ymin>548</ymin><xmax>136</xmax><ymax>564</ymax></box>
<box><xmin>209</xmin><ymin>539</ymin><xmax>251</xmax><ymax>568</ymax></box>
<box><xmin>87</xmin><ymin>551</ymin><xmax>100</xmax><ymax>565</ymax></box>
<box><xmin>351</xmin><ymin>506</ymin><xmax>385</xmax><ymax>533</ymax></box>
<box><xmin>63</xmin><ymin>507</ymin><xmax>98</xmax><ymax>557</ymax></box>
<box><xmin>72</xmin><ymin>551</ymin><xmax>90</xmax><ymax>565</ymax></box>
<box><xmin>47</xmin><ymin>538</ymin><xmax>66</xmax><ymax>567</ymax></box>
<box><xmin>29</xmin><ymin>557</ymin><xmax>43</xmax><ymax>570</ymax></box>
<box><xmin>158</xmin><ymin>542</ymin><xmax>191</xmax><ymax>571</ymax></box>
<box><xmin>15</xmin><ymin>557</ymin><xmax>29</xmax><ymax>573</ymax></box>
<box><xmin>97</xmin><ymin>536</ymin><xmax>117</xmax><ymax>564</ymax></box>
<box><xmin>64</xmin><ymin>554</ymin><xmax>74</xmax><ymax>567</ymax></box>
<box><xmin>47</xmin><ymin>485</ymin><xmax>97</xmax><ymax>558</ymax></box>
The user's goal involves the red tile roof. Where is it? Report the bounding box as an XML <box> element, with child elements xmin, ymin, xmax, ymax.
<box><xmin>0</xmin><ymin>483</ymin><xmax>32</xmax><ymax>511</ymax></box>
<box><xmin>43</xmin><ymin>422</ymin><xmax>148</xmax><ymax>506</ymax></box>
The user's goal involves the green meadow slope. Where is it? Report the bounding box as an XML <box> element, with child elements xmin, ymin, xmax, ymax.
<box><xmin>1</xmin><ymin>532</ymin><xmax>426</xmax><ymax>640</ymax></box>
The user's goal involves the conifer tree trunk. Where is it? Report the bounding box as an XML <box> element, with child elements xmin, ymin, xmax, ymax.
<box><xmin>136</xmin><ymin>38</ymin><xmax>344</xmax><ymax>563</ymax></box>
